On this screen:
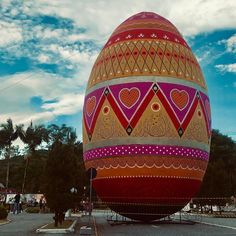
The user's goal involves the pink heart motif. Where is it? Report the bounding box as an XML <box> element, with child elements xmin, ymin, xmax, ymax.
<box><xmin>86</xmin><ymin>96</ymin><xmax>96</xmax><ymax>117</ymax></box>
<box><xmin>119</xmin><ymin>88</ymin><xmax>140</xmax><ymax>108</ymax></box>
<box><xmin>170</xmin><ymin>89</ymin><xmax>189</xmax><ymax>110</ymax></box>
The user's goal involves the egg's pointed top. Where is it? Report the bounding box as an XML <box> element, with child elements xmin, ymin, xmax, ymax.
<box><xmin>124</xmin><ymin>12</ymin><xmax>168</xmax><ymax>22</ymax></box>
<box><xmin>87</xmin><ymin>11</ymin><xmax>207</xmax><ymax>93</ymax></box>
<box><xmin>110</xmin><ymin>11</ymin><xmax>180</xmax><ymax>41</ymax></box>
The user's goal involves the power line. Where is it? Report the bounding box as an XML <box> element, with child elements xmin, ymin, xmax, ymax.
<box><xmin>0</xmin><ymin>50</ymin><xmax>81</xmax><ymax>94</ymax></box>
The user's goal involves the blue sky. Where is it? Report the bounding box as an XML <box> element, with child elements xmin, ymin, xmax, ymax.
<box><xmin>0</xmin><ymin>0</ymin><xmax>235</xmax><ymax>143</ymax></box>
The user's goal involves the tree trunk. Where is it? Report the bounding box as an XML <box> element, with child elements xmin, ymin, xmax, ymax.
<box><xmin>210</xmin><ymin>205</ymin><xmax>213</xmax><ymax>214</ymax></box>
<box><xmin>22</xmin><ymin>156</ymin><xmax>30</xmax><ymax>194</ymax></box>
<box><xmin>59</xmin><ymin>212</ymin><xmax>63</xmax><ymax>225</ymax></box>
<box><xmin>5</xmin><ymin>146</ymin><xmax>10</xmax><ymax>189</ymax></box>
<box><xmin>54</xmin><ymin>211</ymin><xmax>64</xmax><ymax>227</ymax></box>
<box><xmin>54</xmin><ymin>212</ymin><xmax>59</xmax><ymax>227</ymax></box>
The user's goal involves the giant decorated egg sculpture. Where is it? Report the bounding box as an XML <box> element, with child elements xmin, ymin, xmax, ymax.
<box><xmin>83</xmin><ymin>12</ymin><xmax>211</xmax><ymax>221</ymax></box>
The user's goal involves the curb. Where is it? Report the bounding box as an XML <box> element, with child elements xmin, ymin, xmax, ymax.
<box><xmin>194</xmin><ymin>220</ymin><xmax>236</xmax><ymax>231</ymax></box>
<box><xmin>0</xmin><ymin>219</ymin><xmax>11</xmax><ymax>226</ymax></box>
<box><xmin>93</xmin><ymin>216</ymin><xmax>99</xmax><ymax>236</ymax></box>
<box><xmin>36</xmin><ymin>219</ymin><xmax>77</xmax><ymax>234</ymax></box>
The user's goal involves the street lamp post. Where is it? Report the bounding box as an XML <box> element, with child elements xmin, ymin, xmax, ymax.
<box><xmin>70</xmin><ymin>187</ymin><xmax>77</xmax><ymax>213</ymax></box>
<box><xmin>79</xmin><ymin>168</ymin><xmax>96</xmax><ymax>235</ymax></box>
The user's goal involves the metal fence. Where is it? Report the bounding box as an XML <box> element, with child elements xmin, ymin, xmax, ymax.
<box><xmin>87</xmin><ymin>197</ymin><xmax>236</xmax><ymax>224</ymax></box>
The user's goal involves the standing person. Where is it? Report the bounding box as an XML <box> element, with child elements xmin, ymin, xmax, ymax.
<box><xmin>13</xmin><ymin>193</ymin><xmax>21</xmax><ymax>214</ymax></box>
<box><xmin>39</xmin><ymin>196</ymin><xmax>43</xmax><ymax>213</ymax></box>
<box><xmin>42</xmin><ymin>196</ymin><xmax>46</xmax><ymax>212</ymax></box>
<box><xmin>39</xmin><ymin>195</ymin><xmax>46</xmax><ymax>213</ymax></box>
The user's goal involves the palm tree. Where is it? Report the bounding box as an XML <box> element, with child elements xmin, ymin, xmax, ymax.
<box><xmin>18</xmin><ymin>122</ymin><xmax>49</xmax><ymax>193</ymax></box>
<box><xmin>0</xmin><ymin>119</ymin><xmax>19</xmax><ymax>189</ymax></box>
<box><xmin>47</xmin><ymin>124</ymin><xmax>77</xmax><ymax>145</ymax></box>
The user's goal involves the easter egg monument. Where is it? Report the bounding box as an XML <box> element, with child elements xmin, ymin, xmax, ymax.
<box><xmin>83</xmin><ymin>12</ymin><xmax>211</xmax><ymax>221</ymax></box>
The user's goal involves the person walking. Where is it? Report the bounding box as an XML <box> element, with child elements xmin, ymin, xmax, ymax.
<box><xmin>13</xmin><ymin>193</ymin><xmax>21</xmax><ymax>214</ymax></box>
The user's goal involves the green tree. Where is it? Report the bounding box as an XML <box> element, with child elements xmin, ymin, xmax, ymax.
<box><xmin>18</xmin><ymin>122</ymin><xmax>49</xmax><ymax>193</ymax></box>
<box><xmin>209</xmin><ymin>130</ymin><xmax>236</xmax><ymax>195</ymax></box>
<box><xmin>44</xmin><ymin>142</ymin><xmax>78</xmax><ymax>226</ymax></box>
<box><xmin>0</xmin><ymin>119</ymin><xmax>20</xmax><ymax>189</ymax></box>
<box><xmin>197</xmin><ymin>129</ymin><xmax>236</xmax><ymax>207</ymax></box>
<box><xmin>47</xmin><ymin>124</ymin><xmax>77</xmax><ymax>145</ymax></box>
<box><xmin>0</xmin><ymin>121</ymin><xmax>87</xmax><ymax>198</ymax></box>
<box><xmin>0</xmin><ymin>149</ymin><xmax>48</xmax><ymax>193</ymax></box>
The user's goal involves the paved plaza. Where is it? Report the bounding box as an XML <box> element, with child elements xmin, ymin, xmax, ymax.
<box><xmin>0</xmin><ymin>210</ymin><xmax>236</xmax><ymax>235</ymax></box>
<box><xmin>0</xmin><ymin>212</ymin><xmax>55</xmax><ymax>236</ymax></box>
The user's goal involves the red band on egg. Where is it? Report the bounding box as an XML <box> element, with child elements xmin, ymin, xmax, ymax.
<box><xmin>104</xmin><ymin>29</ymin><xmax>189</xmax><ymax>49</ymax></box>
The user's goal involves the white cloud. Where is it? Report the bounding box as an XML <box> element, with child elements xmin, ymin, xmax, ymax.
<box><xmin>215</xmin><ymin>63</ymin><xmax>236</xmax><ymax>73</ymax></box>
<box><xmin>1</xmin><ymin>0</ymin><xmax>21</xmax><ymax>14</ymax></box>
<box><xmin>196</xmin><ymin>51</ymin><xmax>211</xmax><ymax>62</ymax></box>
<box><xmin>0</xmin><ymin>20</ymin><xmax>22</xmax><ymax>46</ymax></box>
<box><xmin>37</xmin><ymin>54</ymin><xmax>50</xmax><ymax>63</ymax></box>
<box><xmin>48</xmin><ymin>44</ymin><xmax>97</xmax><ymax>64</ymax></box>
<box><xmin>32</xmin><ymin>26</ymin><xmax>92</xmax><ymax>43</ymax></box>
<box><xmin>67</xmin><ymin>34</ymin><xmax>90</xmax><ymax>42</ymax></box>
<box><xmin>0</xmin><ymin>18</ymin><xmax>99</xmax><ymax>71</ymax></box>
<box><xmin>194</xmin><ymin>43</ymin><xmax>226</xmax><ymax>67</ymax></box>
<box><xmin>0</xmin><ymin>112</ymin><xmax>54</xmax><ymax>126</ymax></box>
<box><xmin>33</xmin><ymin>26</ymin><xmax>65</xmax><ymax>40</ymax></box>
<box><xmin>225</xmin><ymin>34</ymin><xmax>236</xmax><ymax>53</ymax></box>
<box><xmin>24</xmin><ymin>0</ymin><xmax>236</xmax><ymax>39</ymax></box>
<box><xmin>42</xmin><ymin>93</ymin><xmax>84</xmax><ymax>115</ymax></box>
<box><xmin>218</xmin><ymin>34</ymin><xmax>236</xmax><ymax>53</ymax></box>
<box><xmin>0</xmin><ymin>71</ymin><xmax>85</xmax><ymax>126</ymax></box>
<box><xmin>36</xmin><ymin>44</ymin><xmax>99</xmax><ymax>79</ymax></box>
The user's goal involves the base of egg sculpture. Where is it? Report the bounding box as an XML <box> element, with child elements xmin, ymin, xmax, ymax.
<box><xmin>83</xmin><ymin>12</ymin><xmax>211</xmax><ymax>222</ymax></box>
